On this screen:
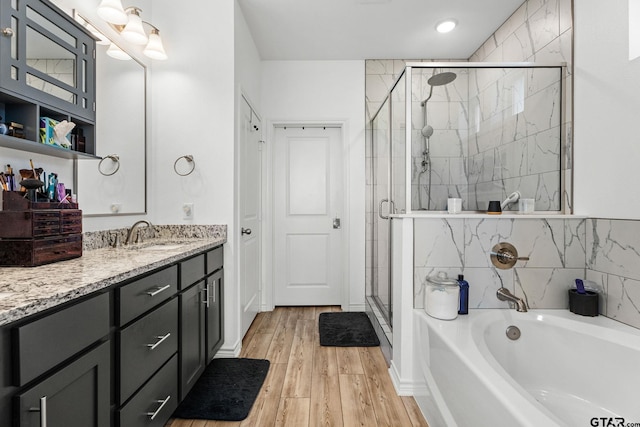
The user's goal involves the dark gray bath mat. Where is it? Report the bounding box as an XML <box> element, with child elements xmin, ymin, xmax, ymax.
<box><xmin>319</xmin><ymin>312</ymin><xmax>380</xmax><ymax>347</ymax></box>
<box><xmin>172</xmin><ymin>358</ymin><xmax>269</xmax><ymax>421</ymax></box>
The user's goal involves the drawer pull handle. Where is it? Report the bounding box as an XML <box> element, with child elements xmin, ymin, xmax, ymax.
<box><xmin>28</xmin><ymin>396</ymin><xmax>47</xmax><ymax>427</ymax></box>
<box><xmin>146</xmin><ymin>285</ymin><xmax>171</xmax><ymax>297</ymax></box>
<box><xmin>146</xmin><ymin>395</ymin><xmax>171</xmax><ymax>420</ymax></box>
<box><xmin>202</xmin><ymin>286</ymin><xmax>210</xmax><ymax>308</ymax></box>
<box><xmin>146</xmin><ymin>333</ymin><xmax>171</xmax><ymax>350</ymax></box>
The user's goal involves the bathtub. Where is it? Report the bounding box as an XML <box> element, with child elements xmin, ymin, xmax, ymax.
<box><xmin>414</xmin><ymin>309</ymin><xmax>640</xmax><ymax>427</ymax></box>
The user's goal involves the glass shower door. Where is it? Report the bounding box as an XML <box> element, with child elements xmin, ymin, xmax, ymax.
<box><xmin>371</xmin><ymin>97</ymin><xmax>392</xmax><ymax>331</ymax></box>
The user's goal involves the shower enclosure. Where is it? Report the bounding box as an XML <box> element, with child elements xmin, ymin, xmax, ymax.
<box><xmin>367</xmin><ymin>62</ymin><xmax>567</xmax><ymax>349</ymax></box>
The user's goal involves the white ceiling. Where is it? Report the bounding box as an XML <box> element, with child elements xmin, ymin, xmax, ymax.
<box><xmin>237</xmin><ymin>0</ymin><xmax>526</xmax><ymax>60</ymax></box>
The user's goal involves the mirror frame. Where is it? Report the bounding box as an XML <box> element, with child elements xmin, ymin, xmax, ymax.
<box><xmin>72</xmin><ymin>12</ymin><xmax>148</xmax><ymax>217</ymax></box>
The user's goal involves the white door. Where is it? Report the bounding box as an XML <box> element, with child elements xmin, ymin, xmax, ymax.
<box><xmin>273</xmin><ymin>126</ymin><xmax>343</xmax><ymax>306</ymax></box>
<box><xmin>239</xmin><ymin>97</ymin><xmax>262</xmax><ymax>337</ymax></box>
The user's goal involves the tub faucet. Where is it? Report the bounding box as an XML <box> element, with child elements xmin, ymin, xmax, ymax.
<box><xmin>496</xmin><ymin>288</ymin><xmax>528</xmax><ymax>312</ymax></box>
<box><xmin>125</xmin><ymin>220</ymin><xmax>152</xmax><ymax>245</ymax></box>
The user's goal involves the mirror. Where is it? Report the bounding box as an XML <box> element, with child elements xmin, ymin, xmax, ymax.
<box><xmin>73</xmin><ymin>15</ymin><xmax>147</xmax><ymax>216</ymax></box>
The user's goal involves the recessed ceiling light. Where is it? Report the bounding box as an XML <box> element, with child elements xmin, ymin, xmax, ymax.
<box><xmin>436</xmin><ymin>19</ymin><xmax>457</xmax><ymax>33</ymax></box>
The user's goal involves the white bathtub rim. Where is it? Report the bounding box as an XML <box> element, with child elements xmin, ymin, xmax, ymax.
<box><xmin>417</xmin><ymin>309</ymin><xmax>564</xmax><ymax>426</ymax></box>
<box><xmin>417</xmin><ymin>308</ymin><xmax>640</xmax><ymax>427</ymax></box>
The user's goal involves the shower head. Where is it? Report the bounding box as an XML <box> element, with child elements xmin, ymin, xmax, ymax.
<box><xmin>427</xmin><ymin>71</ymin><xmax>457</xmax><ymax>87</ymax></box>
<box><xmin>421</xmin><ymin>125</ymin><xmax>433</xmax><ymax>138</ymax></box>
<box><xmin>420</xmin><ymin>71</ymin><xmax>458</xmax><ymax>106</ymax></box>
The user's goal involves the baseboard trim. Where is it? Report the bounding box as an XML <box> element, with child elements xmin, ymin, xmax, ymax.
<box><xmin>349</xmin><ymin>303</ymin><xmax>365</xmax><ymax>311</ymax></box>
<box><xmin>389</xmin><ymin>361</ymin><xmax>425</xmax><ymax>396</ymax></box>
<box><xmin>215</xmin><ymin>339</ymin><xmax>242</xmax><ymax>358</ymax></box>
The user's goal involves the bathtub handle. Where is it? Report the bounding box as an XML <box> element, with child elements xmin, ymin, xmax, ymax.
<box><xmin>491</xmin><ymin>242</ymin><xmax>529</xmax><ymax>269</ymax></box>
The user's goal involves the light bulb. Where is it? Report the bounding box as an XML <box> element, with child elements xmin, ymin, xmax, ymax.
<box><xmin>121</xmin><ymin>8</ymin><xmax>148</xmax><ymax>45</ymax></box>
<box><xmin>143</xmin><ymin>29</ymin><xmax>168</xmax><ymax>60</ymax></box>
<box><xmin>106</xmin><ymin>43</ymin><xmax>131</xmax><ymax>60</ymax></box>
<box><xmin>97</xmin><ymin>0</ymin><xmax>128</xmax><ymax>25</ymax></box>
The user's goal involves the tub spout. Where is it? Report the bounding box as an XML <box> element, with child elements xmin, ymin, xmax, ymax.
<box><xmin>496</xmin><ymin>288</ymin><xmax>528</xmax><ymax>312</ymax></box>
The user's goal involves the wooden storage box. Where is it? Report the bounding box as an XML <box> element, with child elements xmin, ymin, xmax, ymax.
<box><xmin>0</xmin><ymin>191</ymin><xmax>82</xmax><ymax>266</ymax></box>
<box><xmin>0</xmin><ymin>234</ymin><xmax>82</xmax><ymax>266</ymax></box>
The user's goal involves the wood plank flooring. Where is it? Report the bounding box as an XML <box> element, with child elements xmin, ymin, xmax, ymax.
<box><xmin>166</xmin><ymin>306</ymin><xmax>428</xmax><ymax>427</ymax></box>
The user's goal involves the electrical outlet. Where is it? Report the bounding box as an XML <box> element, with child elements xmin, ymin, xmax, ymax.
<box><xmin>183</xmin><ymin>203</ymin><xmax>194</xmax><ymax>220</ymax></box>
<box><xmin>110</xmin><ymin>203</ymin><xmax>121</xmax><ymax>213</ymax></box>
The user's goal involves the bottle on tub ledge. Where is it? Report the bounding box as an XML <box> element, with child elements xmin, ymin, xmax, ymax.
<box><xmin>458</xmin><ymin>274</ymin><xmax>469</xmax><ymax>315</ymax></box>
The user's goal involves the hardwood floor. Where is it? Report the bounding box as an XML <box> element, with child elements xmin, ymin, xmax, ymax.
<box><xmin>167</xmin><ymin>306</ymin><xmax>428</xmax><ymax>427</ymax></box>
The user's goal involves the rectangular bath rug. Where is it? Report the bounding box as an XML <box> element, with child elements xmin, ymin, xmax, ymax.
<box><xmin>318</xmin><ymin>312</ymin><xmax>380</xmax><ymax>347</ymax></box>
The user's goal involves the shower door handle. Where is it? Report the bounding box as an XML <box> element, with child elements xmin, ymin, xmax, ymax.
<box><xmin>378</xmin><ymin>199</ymin><xmax>390</xmax><ymax>220</ymax></box>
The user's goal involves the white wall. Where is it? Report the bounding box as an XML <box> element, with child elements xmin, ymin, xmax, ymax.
<box><xmin>574</xmin><ymin>0</ymin><xmax>640</xmax><ymax>219</ymax></box>
<box><xmin>261</xmin><ymin>60</ymin><xmax>366</xmax><ymax>309</ymax></box>
<box><xmin>150</xmin><ymin>0</ymin><xmax>240</xmax><ymax>353</ymax></box>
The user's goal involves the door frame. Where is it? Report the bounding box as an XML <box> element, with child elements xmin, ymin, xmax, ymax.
<box><xmin>263</xmin><ymin>119</ymin><xmax>351</xmax><ymax>311</ymax></box>
<box><xmin>232</xmin><ymin>88</ymin><xmax>264</xmax><ymax>355</ymax></box>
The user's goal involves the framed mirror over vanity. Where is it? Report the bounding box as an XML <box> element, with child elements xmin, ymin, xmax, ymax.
<box><xmin>0</xmin><ymin>0</ymin><xmax>148</xmax><ymax>216</ymax></box>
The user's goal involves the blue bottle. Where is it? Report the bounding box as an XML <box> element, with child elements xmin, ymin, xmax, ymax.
<box><xmin>458</xmin><ymin>274</ymin><xmax>469</xmax><ymax>315</ymax></box>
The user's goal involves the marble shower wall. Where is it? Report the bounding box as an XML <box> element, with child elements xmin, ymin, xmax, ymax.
<box><xmin>414</xmin><ymin>217</ymin><xmax>586</xmax><ymax>311</ymax></box>
<box><xmin>586</xmin><ymin>219</ymin><xmax>640</xmax><ymax>329</ymax></box>
<box><xmin>470</xmin><ymin>0</ymin><xmax>573</xmax><ymax>212</ymax></box>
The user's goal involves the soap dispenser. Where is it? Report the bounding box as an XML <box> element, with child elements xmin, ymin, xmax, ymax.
<box><xmin>457</xmin><ymin>274</ymin><xmax>469</xmax><ymax>315</ymax></box>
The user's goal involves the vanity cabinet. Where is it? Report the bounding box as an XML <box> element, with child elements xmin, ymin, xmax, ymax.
<box><xmin>179</xmin><ymin>247</ymin><xmax>225</xmax><ymax>399</ymax></box>
<box><xmin>205</xmin><ymin>248</ymin><xmax>224</xmax><ymax>361</ymax></box>
<box><xmin>15</xmin><ymin>341</ymin><xmax>110</xmax><ymax>427</ymax></box>
<box><xmin>0</xmin><ymin>0</ymin><xmax>97</xmax><ymax>159</ymax></box>
<box><xmin>0</xmin><ymin>243</ymin><xmax>224</xmax><ymax>427</ymax></box>
<box><xmin>179</xmin><ymin>279</ymin><xmax>206</xmax><ymax>399</ymax></box>
<box><xmin>3</xmin><ymin>292</ymin><xmax>111</xmax><ymax>427</ymax></box>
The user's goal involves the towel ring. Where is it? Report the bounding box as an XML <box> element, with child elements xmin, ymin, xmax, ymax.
<box><xmin>98</xmin><ymin>154</ymin><xmax>120</xmax><ymax>176</ymax></box>
<box><xmin>174</xmin><ymin>155</ymin><xmax>195</xmax><ymax>176</ymax></box>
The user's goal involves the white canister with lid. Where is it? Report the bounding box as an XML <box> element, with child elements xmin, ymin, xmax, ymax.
<box><xmin>424</xmin><ymin>271</ymin><xmax>460</xmax><ymax>320</ymax></box>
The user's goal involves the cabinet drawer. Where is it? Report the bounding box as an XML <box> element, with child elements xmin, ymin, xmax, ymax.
<box><xmin>119</xmin><ymin>354</ymin><xmax>178</xmax><ymax>427</ymax></box>
<box><xmin>16</xmin><ymin>341</ymin><xmax>111</xmax><ymax>427</ymax></box>
<box><xmin>206</xmin><ymin>246</ymin><xmax>223</xmax><ymax>274</ymax></box>
<box><xmin>120</xmin><ymin>298</ymin><xmax>178</xmax><ymax>404</ymax></box>
<box><xmin>118</xmin><ymin>265</ymin><xmax>178</xmax><ymax>326</ymax></box>
<box><xmin>180</xmin><ymin>254</ymin><xmax>205</xmax><ymax>289</ymax></box>
<box><xmin>13</xmin><ymin>292</ymin><xmax>110</xmax><ymax>386</ymax></box>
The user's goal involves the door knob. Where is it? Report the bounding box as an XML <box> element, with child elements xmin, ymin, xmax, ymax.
<box><xmin>241</xmin><ymin>227</ymin><xmax>252</xmax><ymax>236</ymax></box>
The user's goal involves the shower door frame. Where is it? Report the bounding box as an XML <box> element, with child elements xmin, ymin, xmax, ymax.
<box><xmin>369</xmin><ymin>69</ymin><xmax>408</xmax><ymax>332</ymax></box>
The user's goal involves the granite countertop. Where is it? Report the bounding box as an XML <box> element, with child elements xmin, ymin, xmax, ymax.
<box><xmin>0</xmin><ymin>231</ymin><xmax>226</xmax><ymax>327</ymax></box>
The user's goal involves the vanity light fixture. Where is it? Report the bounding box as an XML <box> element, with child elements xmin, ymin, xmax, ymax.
<box><xmin>120</xmin><ymin>7</ymin><xmax>147</xmax><ymax>45</ymax></box>
<box><xmin>97</xmin><ymin>0</ymin><xmax>128</xmax><ymax>25</ymax></box>
<box><xmin>106</xmin><ymin>42</ymin><xmax>132</xmax><ymax>60</ymax></box>
<box><xmin>436</xmin><ymin>19</ymin><xmax>457</xmax><ymax>33</ymax></box>
<box><xmin>143</xmin><ymin>28</ymin><xmax>168</xmax><ymax>60</ymax></box>
<box><xmin>97</xmin><ymin>2</ymin><xmax>168</xmax><ymax>60</ymax></box>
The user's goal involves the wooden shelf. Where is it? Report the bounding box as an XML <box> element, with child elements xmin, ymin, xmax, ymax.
<box><xmin>0</xmin><ymin>134</ymin><xmax>99</xmax><ymax>160</ymax></box>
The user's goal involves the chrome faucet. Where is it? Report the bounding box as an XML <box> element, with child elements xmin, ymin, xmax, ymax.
<box><xmin>496</xmin><ymin>287</ymin><xmax>528</xmax><ymax>312</ymax></box>
<box><xmin>125</xmin><ymin>220</ymin><xmax>153</xmax><ymax>245</ymax></box>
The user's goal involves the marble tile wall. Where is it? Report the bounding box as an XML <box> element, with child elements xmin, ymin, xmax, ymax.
<box><xmin>414</xmin><ymin>217</ymin><xmax>586</xmax><ymax>311</ymax></box>
<box><xmin>586</xmin><ymin>219</ymin><xmax>640</xmax><ymax>329</ymax></box>
<box><xmin>470</xmin><ymin>0</ymin><xmax>573</xmax><ymax>212</ymax></box>
<box><xmin>413</xmin><ymin>216</ymin><xmax>640</xmax><ymax>330</ymax></box>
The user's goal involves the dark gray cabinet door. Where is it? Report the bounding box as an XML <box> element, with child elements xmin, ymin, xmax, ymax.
<box><xmin>206</xmin><ymin>270</ymin><xmax>224</xmax><ymax>361</ymax></box>
<box><xmin>16</xmin><ymin>341</ymin><xmax>110</xmax><ymax>427</ymax></box>
<box><xmin>179</xmin><ymin>281</ymin><xmax>205</xmax><ymax>399</ymax></box>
